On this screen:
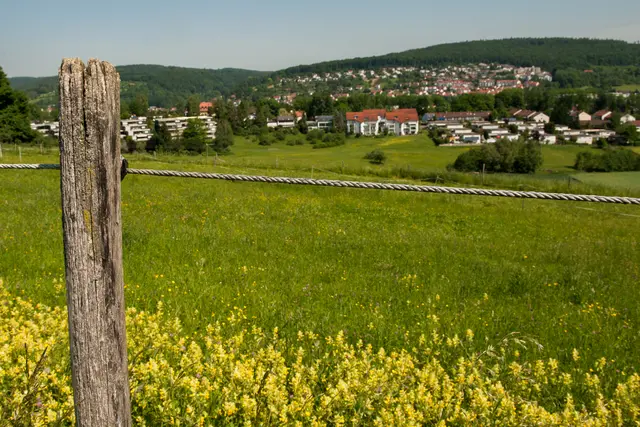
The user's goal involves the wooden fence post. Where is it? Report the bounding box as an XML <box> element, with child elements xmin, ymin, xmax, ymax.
<box><xmin>59</xmin><ymin>58</ymin><xmax>131</xmax><ymax>427</ymax></box>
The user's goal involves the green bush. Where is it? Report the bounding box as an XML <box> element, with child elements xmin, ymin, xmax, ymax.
<box><xmin>575</xmin><ymin>148</ymin><xmax>640</xmax><ymax>172</ymax></box>
<box><xmin>313</xmin><ymin>133</ymin><xmax>345</xmax><ymax>149</ymax></box>
<box><xmin>274</xmin><ymin>131</ymin><xmax>286</xmax><ymax>141</ymax></box>
<box><xmin>364</xmin><ymin>149</ymin><xmax>387</xmax><ymax>164</ymax></box>
<box><xmin>452</xmin><ymin>140</ymin><xmax>543</xmax><ymax>174</ymax></box>
<box><xmin>306</xmin><ymin>129</ymin><xmax>325</xmax><ymax>143</ymax></box>
<box><xmin>258</xmin><ymin>135</ymin><xmax>272</xmax><ymax>146</ymax></box>
<box><xmin>286</xmin><ymin>138</ymin><xmax>305</xmax><ymax>146</ymax></box>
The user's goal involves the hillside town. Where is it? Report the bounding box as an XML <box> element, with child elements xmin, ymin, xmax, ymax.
<box><xmin>270</xmin><ymin>63</ymin><xmax>553</xmax><ymax>102</ymax></box>
<box><xmin>30</xmin><ymin>103</ymin><xmax>640</xmax><ymax>147</ymax></box>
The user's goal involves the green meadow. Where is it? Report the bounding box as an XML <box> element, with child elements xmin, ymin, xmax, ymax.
<box><xmin>1</xmin><ymin>137</ymin><xmax>639</xmax><ymax>386</ymax></box>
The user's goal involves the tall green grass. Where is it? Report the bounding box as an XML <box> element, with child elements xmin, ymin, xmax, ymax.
<box><xmin>1</xmin><ymin>162</ymin><xmax>639</xmax><ymax>380</ymax></box>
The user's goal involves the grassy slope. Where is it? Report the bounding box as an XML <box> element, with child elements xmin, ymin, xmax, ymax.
<box><xmin>573</xmin><ymin>171</ymin><xmax>640</xmax><ymax>189</ymax></box>
<box><xmin>217</xmin><ymin>135</ymin><xmax>586</xmax><ymax>174</ymax></box>
<box><xmin>1</xmin><ymin>145</ymin><xmax>639</xmax><ymax>375</ymax></box>
<box><xmin>615</xmin><ymin>84</ymin><xmax>640</xmax><ymax>92</ymax></box>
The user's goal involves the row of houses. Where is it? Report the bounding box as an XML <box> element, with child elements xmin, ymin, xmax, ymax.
<box><xmin>121</xmin><ymin>116</ymin><xmax>217</xmax><ymax>143</ymax></box>
<box><xmin>569</xmin><ymin>109</ymin><xmax>637</xmax><ymax>127</ymax></box>
<box><xmin>346</xmin><ymin>109</ymin><xmax>420</xmax><ymax>136</ymax></box>
<box><xmin>265</xmin><ymin>114</ymin><xmax>334</xmax><ymax>131</ymax></box>
<box><xmin>424</xmin><ymin>108</ymin><xmax>636</xmax><ymax>145</ymax></box>
<box><xmin>30</xmin><ymin>121</ymin><xmax>59</xmax><ymax>138</ymax></box>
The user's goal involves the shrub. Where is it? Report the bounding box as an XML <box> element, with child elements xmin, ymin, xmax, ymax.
<box><xmin>274</xmin><ymin>131</ymin><xmax>286</xmax><ymax>142</ymax></box>
<box><xmin>574</xmin><ymin>151</ymin><xmax>602</xmax><ymax>172</ymax></box>
<box><xmin>183</xmin><ymin>138</ymin><xmax>206</xmax><ymax>154</ymax></box>
<box><xmin>452</xmin><ymin>140</ymin><xmax>543</xmax><ymax>174</ymax></box>
<box><xmin>306</xmin><ymin>129</ymin><xmax>325</xmax><ymax>143</ymax></box>
<box><xmin>125</xmin><ymin>136</ymin><xmax>137</xmax><ymax>153</ymax></box>
<box><xmin>2</xmin><ymin>281</ymin><xmax>640</xmax><ymax>426</ymax></box>
<box><xmin>258</xmin><ymin>135</ymin><xmax>272</xmax><ymax>146</ymax></box>
<box><xmin>286</xmin><ymin>138</ymin><xmax>305</xmax><ymax>146</ymax></box>
<box><xmin>576</xmin><ymin>148</ymin><xmax>640</xmax><ymax>172</ymax></box>
<box><xmin>313</xmin><ymin>133</ymin><xmax>345</xmax><ymax>149</ymax></box>
<box><xmin>364</xmin><ymin>149</ymin><xmax>387</xmax><ymax>164</ymax></box>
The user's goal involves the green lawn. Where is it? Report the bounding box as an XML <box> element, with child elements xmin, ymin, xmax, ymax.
<box><xmin>1</xmin><ymin>154</ymin><xmax>639</xmax><ymax>384</ymax></box>
<box><xmin>573</xmin><ymin>171</ymin><xmax>640</xmax><ymax>189</ymax></box>
<box><xmin>615</xmin><ymin>84</ymin><xmax>640</xmax><ymax>92</ymax></box>
<box><xmin>212</xmin><ymin>134</ymin><xmax>584</xmax><ymax>174</ymax></box>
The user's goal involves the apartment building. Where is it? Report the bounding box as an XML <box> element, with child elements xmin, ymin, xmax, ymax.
<box><xmin>155</xmin><ymin>116</ymin><xmax>217</xmax><ymax>139</ymax></box>
<box><xmin>347</xmin><ymin>109</ymin><xmax>419</xmax><ymax>136</ymax></box>
<box><xmin>121</xmin><ymin>117</ymin><xmax>152</xmax><ymax>142</ymax></box>
<box><xmin>30</xmin><ymin>121</ymin><xmax>59</xmax><ymax>138</ymax></box>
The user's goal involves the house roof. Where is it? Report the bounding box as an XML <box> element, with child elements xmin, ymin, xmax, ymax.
<box><xmin>385</xmin><ymin>109</ymin><xmax>419</xmax><ymax>123</ymax></box>
<box><xmin>428</xmin><ymin>111</ymin><xmax>492</xmax><ymax>120</ymax></box>
<box><xmin>514</xmin><ymin>109</ymin><xmax>536</xmax><ymax>119</ymax></box>
<box><xmin>346</xmin><ymin>110</ymin><xmax>385</xmax><ymax>123</ymax></box>
<box><xmin>593</xmin><ymin>110</ymin><xmax>611</xmax><ymax>118</ymax></box>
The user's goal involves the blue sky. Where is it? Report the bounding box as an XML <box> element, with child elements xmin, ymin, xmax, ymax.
<box><xmin>1</xmin><ymin>0</ymin><xmax>639</xmax><ymax>77</ymax></box>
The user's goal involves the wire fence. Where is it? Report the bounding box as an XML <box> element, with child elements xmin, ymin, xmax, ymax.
<box><xmin>2</xmin><ymin>163</ymin><xmax>640</xmax><ymax>205</ymax></box>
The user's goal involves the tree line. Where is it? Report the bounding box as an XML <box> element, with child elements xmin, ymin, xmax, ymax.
<box><xmin>0</xmin><ymin>66</ymin><xmax>40</xmax><ymax>145</ymax></box>
<box><xmin>278</xmin><ymin>38</ymin><xmax>640</xmax><ymax>76</ymax></box>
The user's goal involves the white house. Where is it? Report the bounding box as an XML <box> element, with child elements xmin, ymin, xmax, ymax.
<box><xmin>575</xmin><ymin>134</ymin><xmax>594</xmax><ymax>145</ymax></box>
<box><xmin>530</xmin><ymin>112</ymin><xmax>550</xmax><ymax>124</ymax></box>
<box><xmin>347</xmin><ymin>109</ymin><xmax>419</xmax><ymax>136</ymax></box>
<box><xmin>346</xmin><ymin>109</ymin><xmax>386</xmax><ymax>136</ymax></box>
<box><xmin>576</xmin><ymin>112</ymin><xmax>592</xmax><ymax>122</ymax></box>
<box><xmin>541</xmin><ymin>135</ymin><xmax>557</xmax><ymax>145</ymax></box>
<box><xmin>31</xmin><ymin>121</ymin><xmax>60</xmax><ymax>138</ymax></box>
<box><xmin>385</xmin><ymin>109</ymin><xmax>420</xmax><ymax>135</ymax></box>
<box><xmin>121</xmin><ymin>117</ymin><xmax>152</xmax><ymax>142</ymax></box>
<box><xmin>314</xmin><ymin>115</ymin><xmax>334</xmax><ymax>131</ymax></box>
<box><xmin>592</xmin><ymin>110</ymin><xmax>612</xmax><ymax>121</ymax></box>
<box><xmin>461</xmin><ymin>133</ymin><xmax>482</xmax><ymax>144</ymax></box>
<box><xmin>155</xmin><ymin>116</ymin><xmax>217</xmax><ymax>139</ymax></box>
<box><xmin>489</xmin><ymin>129</ymin><xmax>509</xmax><ymax>137</ymax></box>
<box><xmin>620</xmin><ymin>114</ymin><xmax>636</xmax><ymax>124</ymax></box>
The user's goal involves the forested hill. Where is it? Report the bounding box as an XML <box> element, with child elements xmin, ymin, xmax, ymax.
<box><xmin>8</xmin><ymin>38</ymin><xmax>640</xmax><ymax>107</ymax></box>
<box><xmin>279</xmin><ymin>38</ymin><xmax>640</xmax><ymax>75</ymax></box>
<box><xmin>9</xmin><ymin>65</ymin><xmax>268</xmax><ymax>108</ymax></box>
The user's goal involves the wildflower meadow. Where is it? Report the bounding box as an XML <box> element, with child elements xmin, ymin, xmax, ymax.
<box><xmin>1</xmin><ymin>148</ymin><xmax>639</xmax><ymax>425</ymax></box>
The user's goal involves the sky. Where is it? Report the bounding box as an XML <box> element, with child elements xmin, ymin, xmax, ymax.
<box><xmin>1</xmin><ymin>0</ymin><xmax>639</xmax><ymax>77</ymax></box>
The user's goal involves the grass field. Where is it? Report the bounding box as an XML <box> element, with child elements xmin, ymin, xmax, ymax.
<box><xmin>2</xmin><ymin>155</ymin><xmax>639</xmax><ymax>366</ymax></box>
<box><xmin>573</xmin><ymin>171</ymin><xmax>640</xmax><ymax>189</ymax></box>
<box><xmin>199</xmin><ymin>134</ymin><xmax>586</xmax><ymax>175</ymax></box>
<box><xmin>615</xmin><ymin>84</ymin><xmax>640</xmax><ymax>92</ymax></box>
<box><xmin>2</xmin><ymin>139</ymin><xmax>640</xmax><ymax>422</ymax></box>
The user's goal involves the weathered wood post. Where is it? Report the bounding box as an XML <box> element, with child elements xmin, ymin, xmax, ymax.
<box><xmin>482</xmin><ymin>163</ymin><xmax>486</xmax><ymax>186</ymax></box>
<box><xmin>59</xmin><ymin>58</ymin><xmax>131</xmax><ymax>427</ymax></box>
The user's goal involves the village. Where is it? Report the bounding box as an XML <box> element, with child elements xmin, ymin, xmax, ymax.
<box><xmin>270</xmin><ymin>63</ymin><xmax>553</xmax><ymax>102</ymax></box>
<box><xmin>30</xmin><ymin>103</ymin><xmax>640</xmax><ymax>148</ymax></box>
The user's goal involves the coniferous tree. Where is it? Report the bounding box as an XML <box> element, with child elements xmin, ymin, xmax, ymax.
<box><xmin>214</xmin><ymin>119</ymin><xmax>234</xmax><ymax>153</ymax></box>
<box><xmin>0</xmin><ymin>66</ymin><xmax>38</xmax><ymax>144</ymax></box>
